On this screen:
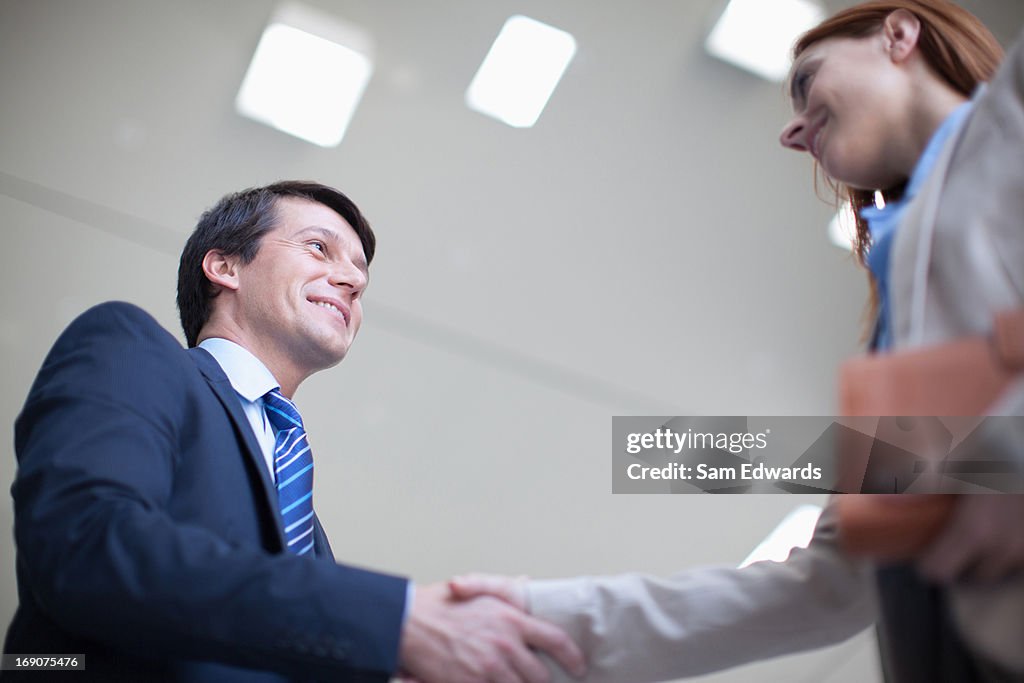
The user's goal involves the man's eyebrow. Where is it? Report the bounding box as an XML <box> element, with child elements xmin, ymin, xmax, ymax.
<box><xmin>295</xmin><ymin>225</ymin><xmax>340</xmax><ymax>241</ymax></box>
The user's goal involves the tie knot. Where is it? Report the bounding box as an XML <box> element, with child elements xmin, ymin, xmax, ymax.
<box><xmin>263</xmin><ymin>388</ymin><xmax>304</xmax><ymax>433</ymax></box>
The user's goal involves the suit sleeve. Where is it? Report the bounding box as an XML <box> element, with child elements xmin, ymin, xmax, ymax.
<box><xmin>12</xmin><ymin>302</ymin><xmax>407</xmax><ymax>681</ymax></box>
<box><xmin>526</xmin><ymin>501</ymin><xmax>876</xmax><ymax>683</ymax></box>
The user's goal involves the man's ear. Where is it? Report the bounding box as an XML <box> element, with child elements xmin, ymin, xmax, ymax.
<box><xmin>884</xmin><ymin>9</ymin><xmax>922</xmax><ymax>64</ymax></box>
<box><xmin>201</xmin><ymin>250</ymin><xmax>241</xmax><ymax>292</ymax></box>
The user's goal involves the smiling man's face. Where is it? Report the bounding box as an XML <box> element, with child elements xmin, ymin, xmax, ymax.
<box><xmin>231</xmin><ymin>196</ymin><xmax>369</xmax><ymax>382</ymax></box>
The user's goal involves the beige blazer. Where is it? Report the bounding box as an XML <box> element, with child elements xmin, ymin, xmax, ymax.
<box><xmin>529</xmin><ymin>25</ymin><xmax>1024</xmax><ymax>683</ymax></box>
<box><xmin>889</xmin><ymin>18</ymin><xmax>1024</xmax><ymax>674</ymax></box>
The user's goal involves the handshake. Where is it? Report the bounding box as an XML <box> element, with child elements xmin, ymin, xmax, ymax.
<box><xmin>398</xmin><ymin>575</ymin><xmax>585</xmax><ymax>683</ymax></box>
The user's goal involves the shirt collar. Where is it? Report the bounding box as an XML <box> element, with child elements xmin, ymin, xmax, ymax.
<box><xmin>198</xmin><ymin>338</ymin><xmax>279</xmax><ymax>402</ymax></box>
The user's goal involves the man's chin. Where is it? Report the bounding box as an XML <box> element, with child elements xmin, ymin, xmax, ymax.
<box><xmin>316</xmin><ymin>342</ymin><xmax>350</xmax><ymax>370</ymax></box>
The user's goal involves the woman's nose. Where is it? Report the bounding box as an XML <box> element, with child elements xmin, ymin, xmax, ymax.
<box><xmin>779</xmin><ymin>116</ymin><xmax>808</xmax><ymax>152</ymax></box>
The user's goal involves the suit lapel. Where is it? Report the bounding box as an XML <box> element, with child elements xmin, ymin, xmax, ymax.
<box><xmin>187</xmin><ymin>347</ymin><xmax>287</xmax><ymax>551</ymax></box>
<box><xmin>313</xmin><ymin>514</ymin><xmax>335</xmax><ymax>561</ymax></box>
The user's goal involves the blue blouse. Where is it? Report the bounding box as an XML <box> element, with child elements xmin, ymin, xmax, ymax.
<box><xmin>859</xmin><ymin>101</ymin><xmax>974</xmax><ymax>351</ymax></box>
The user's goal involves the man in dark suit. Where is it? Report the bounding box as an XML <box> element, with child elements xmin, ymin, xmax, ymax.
<box><xmin>3</xmin><ymin>181</ymin><xmax>585</xmax><ymax>682</ymax></box>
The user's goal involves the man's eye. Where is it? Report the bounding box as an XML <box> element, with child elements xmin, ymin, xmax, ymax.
<box><xmin>310</xmin><ymin>241</ymin><xmax>326</xmax><ymax>253</ymax></box>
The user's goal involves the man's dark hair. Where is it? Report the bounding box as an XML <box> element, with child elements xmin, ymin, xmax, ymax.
<box><xmin>176</xmin><ymin>180</ymin><xmax>376</xmax><ymax>347</ymax></box>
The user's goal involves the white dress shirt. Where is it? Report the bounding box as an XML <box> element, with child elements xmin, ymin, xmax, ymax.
<box><xmin>198</xmin><ymin>337</ymin><xmax>280</xmax><ymax>483</ymax></box>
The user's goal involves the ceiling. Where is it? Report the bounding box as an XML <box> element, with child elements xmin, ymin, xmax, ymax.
<box><xmin>2</xmin><ymin>1</ymin><xmax>1021</xmax><ymax>680</ymax></box>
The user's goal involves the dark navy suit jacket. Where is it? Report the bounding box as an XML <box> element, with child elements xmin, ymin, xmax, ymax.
<box><xmin>3</xmin><ymin>302</ymin><xmax>407</xmax><ymax>682</ymax></box>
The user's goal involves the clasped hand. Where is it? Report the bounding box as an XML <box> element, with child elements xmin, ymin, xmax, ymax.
<box><xmin>399</xmin><ymin>579</ymin><xmax>583</xmax><ymax>683</ymax></box>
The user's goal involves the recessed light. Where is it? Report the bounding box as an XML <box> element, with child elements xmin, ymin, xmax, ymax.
<box><xmin>829</xmin><ymin>202</ymin><xmax>858</xmax><ymax>251</ymax></box>
<box><xmin>740</xmin><ymin>504</ymin><xmax>822</xmax><ymax>567</ymax></box>
<box><xmin>236</xmin><ymin>2</ymin><xmax>373</xmax><ymax>147</ymax></box>
<box><xmin>828</xmin><ymin>191</ymin><xmax>884</xmax><ymax>250</ymax></box>
<box><xmin>706</xmin><ymin>0</ymin><xmax>825</xmax><ymax>82</ymax></box>
<box><xmin>465</xmin><ymin>15</ymin><xmax>577</xmax><ymax>128</ymax></box>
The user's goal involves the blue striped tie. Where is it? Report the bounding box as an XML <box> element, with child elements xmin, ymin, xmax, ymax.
<box><xmin>263</xmin><ymin>389</ymin><xmax>315</xmax><ymax>555</ymax></box>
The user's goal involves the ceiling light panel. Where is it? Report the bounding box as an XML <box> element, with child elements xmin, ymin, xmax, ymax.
<box><xmin>740</xmin><ymin>504</ymin><xmax>822</xmax><ymax>567</ymax></box>
<box><xmin>705</xmin><ymin>0</ymin><xmax>825</xmax><ymax>82</ymax></box>
<box><xmin>236</xmin><ymin>2</ymin><xmax>373</xmax><ymax>147</ymax></box>
<box><xmin>829</xmin><ymin>192</ymin><xmax>885</xmax><ymax>251</ymax></box>
<box><xmin>829</xmin><ymin>203</ymin><xmax>857</xmax><ymax>251</ymax></box>
<box><xmin>466</xmin><ymin>15</ymin><xmax>577</xmax><ymax>129</ymax></box>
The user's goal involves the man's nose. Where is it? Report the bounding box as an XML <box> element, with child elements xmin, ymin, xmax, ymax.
<box><xmin>331</xmin><ymin>261</ymin><xmax>367</xmax><ymax>291</ymax></box>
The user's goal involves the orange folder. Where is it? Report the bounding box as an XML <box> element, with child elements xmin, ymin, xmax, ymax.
<box><xmin>836</xmin><ymin>309</ymin><xmax>1024</xmax><ymax>561</ymax></box>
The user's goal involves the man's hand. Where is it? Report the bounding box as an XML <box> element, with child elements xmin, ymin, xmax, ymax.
<box><xmin>399</xmin><ymin>581</ymin><xmax>585</xmax><ymax>683</ymax></box>
<box><xmin>918</xmin><ymin>494</ymin><xmax>1024</xmax><ymax>582</ymax></box>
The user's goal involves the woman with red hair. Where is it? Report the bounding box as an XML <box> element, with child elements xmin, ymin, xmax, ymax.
<box><xmin>453</xmin><ymin>2</ymin><xmax>1024</xmax><ymax>681</ymax></box>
